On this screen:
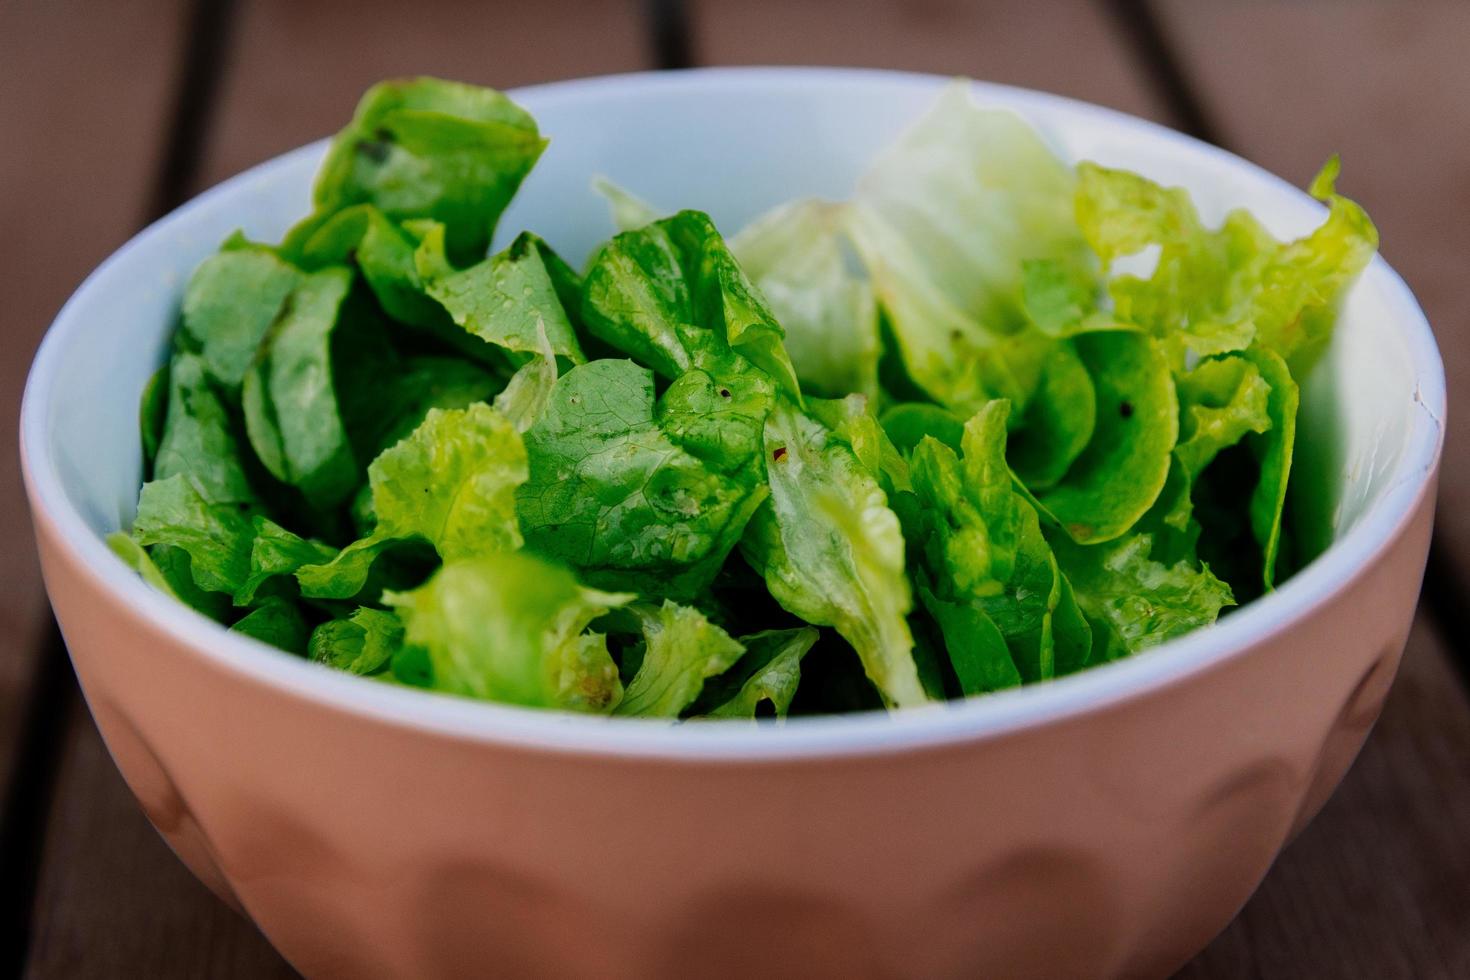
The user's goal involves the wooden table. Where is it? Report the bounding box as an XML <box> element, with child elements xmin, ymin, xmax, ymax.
<box><xmin>3</xmin><ymin>1</ymin><xmax>1467</xmax><ymax>976</ymax></box>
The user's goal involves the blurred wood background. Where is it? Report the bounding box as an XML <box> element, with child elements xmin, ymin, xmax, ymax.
<box><xmin>1</xmin><ymin>0</ymin><xmax>1467</xmax><ymax>976</ymax></box>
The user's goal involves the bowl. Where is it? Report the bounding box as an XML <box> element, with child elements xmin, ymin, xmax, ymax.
<box><xmin>21</xmin><ymin>68</ymin><xmax>1444</xmax><ymax>979</ymax></box>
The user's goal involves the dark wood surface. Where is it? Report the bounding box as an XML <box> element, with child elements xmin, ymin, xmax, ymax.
<box><xmin>2</xmin><ymin>1</ymin><xmax>1467</xmax><ymax>977</ymax></box>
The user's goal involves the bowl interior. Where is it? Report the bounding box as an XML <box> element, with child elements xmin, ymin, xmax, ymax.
<box><xmin>23</xmin><ymin>68</ymin><xmax>1443</xmax><ymax>749</ymax></box>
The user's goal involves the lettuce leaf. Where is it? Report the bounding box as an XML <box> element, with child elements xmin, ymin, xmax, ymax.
<box><xmin>179</xmin><ymin>244</ymin><xmax>302</xmax><ymax>390</ymax></box>
<box><xmin>730</xmin><ymin>200</ymin><xmax>880</xmax><ymax>399</ymax></box>
<box><xmin>741</xmin><ymin>400</ymin><xmax>926</xmax><ymax>708</ymax></box>
<box><xmin>153</xmin><ymin>351</ymin><xmax>259</xmax><ymax>507</ymax></box>
<box><xmin>699</xmin><ymin>628</ymin><xmax>820</xmax><ymax>720</ymax></box>
<box><xmin>298</xmin><ymin>402</ymin><xmax>527</xmax><ymax>598</ymax></box>
<box><xmin>1032</xmin><ymin>329</ymin><xmax>1177</xmax><ymax>543</ymax></box>
<box><xmin>1052</xmin><ymin>532</ymin><xmax>1233</xmax><ymax>660</ymax></box>
<box><xmin>385</xmin><ymin>552</ymin><xmax>630</xmax><ymax>710</ymax></box>
<box><xmin>312</xmin><ymin>77</ymin><xmax>546</xmax><ymax>265</ymax></box>
<box><xmin>847</xmin><ymin>81</ymin><xmax>1092</xmax><ymax>410</ymax></box>
<box><xmin>309</xmin><ymin>607</ymin><xmax>405</xmax><ymax>674</ymax></box>
<box><xmin>614</xmin><ymin>601</ymin><xmax>746</xmax><ymax>717</ymax></box>
<box><xmin>582</xmin><ymin>210</ymin><xmax>801</xmax><ymax>398</ymax></box>
<box><xmin>518</xmin><ymin>359</ymin><xmax>768</xmax><ymax>599</ymax></box>
<box><xmin>1076</xmin><ymin>157</ymin><xmax>1377</xmax><ymax>375</ymax></box>
<box><xmin>230</xmin><ymin>596</ymin><xmax>310</xmax><ymax>654</ymax></box>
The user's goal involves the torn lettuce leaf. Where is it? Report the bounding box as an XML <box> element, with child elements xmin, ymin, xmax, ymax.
<box><xmin>130</xmin><ymin>475</ymin><xmax>255</xmax><ymax>597</ymax></box>
<box><xmin>416</xmin><ymin>224</ymin><xmax>586</xmax><ymax>364</ymax></box>
<box><xmin>179</xmin><ymin>243</ymin><xmax>303</xmax><ymax>391</ymax></box>
<box><xmin>298</xmin><ymin>402</ymin><xmax>527</xmax><ymax>598</ymax></box>
<box><xmin>1052</xmin><ymin>532</ymin><xmax>1233</xmax><ymax>661</ymax></box>
<box><xmin>741</xmin><ymin>400</ymin><xmax>927</xmax><ymax>708</ymax></box>
<box><xmin>582</xmin><ymin>210</ymin><xmax>802</xmax><ymax>398</ymax></box>
<box><xmin>385</xmin><ymin>551</ymin><xmax>630</xmax><ymax>710</ymax></box>
<box><xmin>1032</xmin><ymin>329</ymin><xmax>1177</xmax><ymax>544</ymax></box>
<box><xmin>518</xmin><ymin>359</ymin><xmax>768</xmax><ymax>599</ymax></box>
<box><xmin>1076</xmin><ymin>157</ymin><xmax>1377</xmax><ymax>375</ymax></box>
<box><xmin>730</xmin><ymin>199</ymin><xmax>880</xmax><ymax>400</ymax></box>
<box><xmin>593</xmin><ymin>175</ymin><xmax>663</xmax><ymax>232</ymax></box>
<box><xmin>699</xmin><ymin>627</ymin><xmax>820</xmax><ymax>720</ymax></box>
<box><xmin>613</xmin><ymin>601</ymin><xmax>746</xmax><ymax>717</ymax></box>
<box><xmin>847</xmin><ymin>80</ymin><xmax>1092</xmax><ymax>411</ymax></box>
<box><xmin>906</xmin><ymin>401</ymin><xmax>1090</xmax><ymax>690</ymax></box>
<box><xmin>241</xmin><ymin>266</ymin><xmax>362</xmax><ymax>506</ymax></box>
<box><xmin>309</xmin><ymin>606</ymin><xmax>406</xmax><ymax>674</ymax></box>
<box><xmin>312</xmin><ymin>77</ymin><xmax>546</xmax><ymax>265</ymax></box>
<box><xmin>153</xmin><ymin>351</ymin><xmax>260</xmax><ymax>507</ymax></box>
<box><xmin>230</xmin><ymin>596</ymin><xmax>310</xmax><ymax>654</ymax></box>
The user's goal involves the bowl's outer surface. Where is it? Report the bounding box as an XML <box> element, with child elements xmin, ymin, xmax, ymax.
<box><xmin>22</xmin><ymin>69</ymin><xmax>1444</xmax><ymax>980</ymax></box>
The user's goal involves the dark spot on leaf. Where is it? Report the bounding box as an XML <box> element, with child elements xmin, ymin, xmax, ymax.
<box><xmin>373</xmin><ymin>127</ymin><xmax>394</xmax><ymax>144</ymax></box>
<box><xmin>950</xmin><ymin>330</ymin><xmax>963</xmax><ymax>341</ymax></box>
<box><xmin>772</xmin><ymin>447</ymin><xmax>788</xmax><ymax>462</ymax></box>
<box><xmin>355</xmin><ymin>139</ymin><xmax>390</xmax><ymax>164</ymax></box>
<box><xmin>719</xmin><ymin>388</ymin><xmax>731</xmax><ymax>399</ymax></box>
<box><xmin>1119</xmin><ymin>400</ymin><xmax>1134</xmax><ymax>418</ymax></box>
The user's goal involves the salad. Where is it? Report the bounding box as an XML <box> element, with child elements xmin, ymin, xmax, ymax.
<box><xmin>111</xmin><ymin>77</ymin><xmax>1378</xmax><ymax>719</ymax></box>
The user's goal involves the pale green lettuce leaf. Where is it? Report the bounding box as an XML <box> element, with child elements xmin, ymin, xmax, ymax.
<box><xmin>131</xmin><ymin>475</ymin><xmax>254</xmax><ymax>596</ymax></box>
<box><xmin>153</xmin><ymin>351</ymin><xmax>259</xmax><ymax>507</ymax></box>
<box><xmin>298</xmin><ymin>403</ymin><xmax>527</xmax><ymax>598</ymax></box>
<box><xmin>1052</xmin><ymin>532</ymin><xmax>1233</xmax><ymax>659</ymax></box>
<box><xmin>730</xmin><ymin>199</ymin><xmax>880</xmax><ymax>399</ymax></box>
<box><xmin>846</xmin><ymin>80</ymin><xmax>1092</xmax><ymax>410</ymax></box>
<box><xmin>701</xmin><ymin>628</ymin><xmax>820</xmax><ymax>720</ymax></box>
<box><xmin>309</xmin><ymin>607</ymin><xmax>405</xmax><ymax>674</ymax></box>
<box><xmin>593</xmin><ymin>175</ymin><xmax>663</xmax><ymax>232</ymax></box>
<box><xmin>614</xmin><ymin>601</ymin><xmax>746</xmax><ymax>717</ymax></box>
<box><xmin>385</xmin><ymin>552</ymin><xmax>630</xmax><ymax>710</ymax></box>
<box><xmin>741</xmin><ymin>400</ymin><xmax>926</xmax><ymax>708</ymax></box>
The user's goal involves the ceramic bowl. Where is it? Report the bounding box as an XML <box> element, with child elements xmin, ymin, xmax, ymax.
<box><xmin>21</xmin><ymin>68</ymin><xmax>1444</xmax><ymax>980</ymax></box>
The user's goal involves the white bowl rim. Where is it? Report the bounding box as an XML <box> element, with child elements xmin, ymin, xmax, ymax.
<box><xmin>21</xmin><ymin>66</ymin><xmax>1446</xmax><ymax>762</ymax></box>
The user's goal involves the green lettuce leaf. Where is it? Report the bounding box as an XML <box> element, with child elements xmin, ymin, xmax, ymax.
<box><xmin>385</xmin><ymin>552</ymin><xmax>630</xmax><ymax>710</ymax></box>
<box><xmin>741</xmin><ymin>400</ymin><xmax>926</xmax><ymax>708</ymax></box>
<box><xmin>1032</xmin><ymin>329</ymin><xmax>1177</xmax><ymax>543</ymax></box>
<box><xmin>230</xmin><ymin>596</ymin><xmax>310</xmax><ymax>654</ymax></box>
<box><xmin>906</xmin><ymin>401</ymin><xmax>1090</xmax><ymax>690</ymax></box>
<box><xmin>846</xmin><ymin>80</ymin><xmax>1092</xmax><ymax>410</ymax></box>
<box><xmin>613</xmin><ymin>601</ymin><xmax>746</xmax><ymax>717</ymax></box>
<box><xmin>153</xmin><ymin>351</ymin><xmax>259</xmax><ymax>507</ymax></box>
<box><xmin>730</xmin><ymin>199</ymin><xmax>880</xmax><ymax>399</ymax></box>
<box><xmin>179</xmin><ymin>244</ymin><xmax>302</xmax><ymax>390</ymax></box>
<box><xmin>700</xmin><ymin>627</ymin><xmax>820</xmax><ymax>720</ymax></box>
<box><xmin>1052</xmin><ymin>532</ymin><xmax>1233</xmax><ymax>660</ymax></box>
<box><xmin>236</xmin><ymin>517</ymin><xmax>335</xmax><ymax>606</ymax></box>
<box><xmin>312</xmin><ymin>77</ymin><xmax>546</xmax><ymax>265</ymax></box>
<box><xmin>417</xmin><ymin>225</ymin><xmax>585</xmax><ymax>363</ymax></box>
<box><xmin>241</xmin><ymin>266</ymin><xmax>362</xmax><ymax>505</ymax></box>
<box><xmin>309</xmin><ymin>607</ymin><xmax>405</xmax><ymax>674</ymax></box>
<box><xmin>298</xmin><ymin>402</ymin><xmax>526</xmax><ymax>598</ymax></box>
<box><xmin>130</xmin><ymin>475</ymin><xmax>254</xmax><ymax>596</ymax></box>
<box><xmin>518</xmin><ymin>359</ymin><xmax>768</xmax><ymax>599</ymax></box>
<box><xmin>582</xmin><ymin>210</ymin><xmax>801</xmax><ymax>398</ymax></box>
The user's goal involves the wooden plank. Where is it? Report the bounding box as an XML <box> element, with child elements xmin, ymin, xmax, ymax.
<box><xmin>23</xmin><ymin>699</ymin><xmax>297</xmax><ymax>979</ymax></box>
<box><xmin>0</xmin><ymin>0</ymin><xmax>188</xmax><ymax>796</ymax></box>
<box><xmin>197</xmin><ymin>0</ymin><xmax>652</xmax><ymax>190</ymax></box>
<box><xmin>1179</xmin><ymin>613</ymin><xmax>1470</xmax><ymax>978</ymax></box>
<box><xmin>1150</xmin><ymin>0</ymin><xmax>1470</xmax><ymax>588</ymax></box>
<box><xmin>688</xmin><ymin>0</ymin><xmax>1169</xmax><ymax>122</ymax></box>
